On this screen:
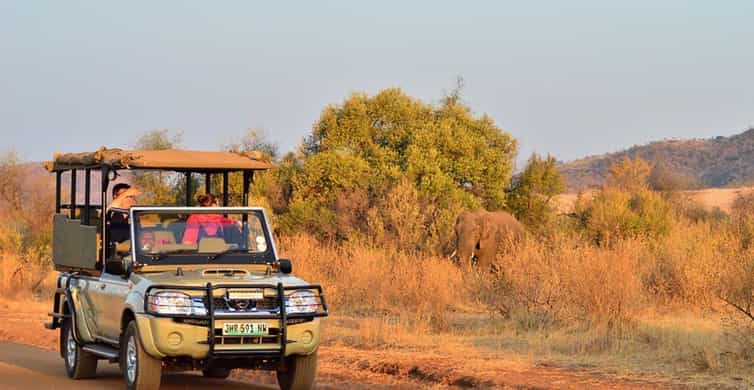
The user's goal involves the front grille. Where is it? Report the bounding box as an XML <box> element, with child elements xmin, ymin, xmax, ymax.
<box><xmin>213</xmin><ymin>328</ymin><xmax>280</xmax><ymax>345</ymax></box>
<box><xmin>208</xmin><ymin>296</ymin><xmax>280</xmax><ymax>312</ymax></box>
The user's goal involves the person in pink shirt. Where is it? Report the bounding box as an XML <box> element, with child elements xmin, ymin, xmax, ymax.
<box><xmin>182</xmin><ymin>194</ymin><xmax>235</xmax><ymax>245</ymax></box>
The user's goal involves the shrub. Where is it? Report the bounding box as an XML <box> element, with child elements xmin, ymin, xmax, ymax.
<box><xmin>477</xmin><ymin>235</ymin><xmax>644</xmax><ymax>338</ymax></box>
<box><xmin>280</xmin><ymin>234</ymin><xmax>463</xmax><ymax>331</ymax></box>
<box><xmin>731</xmin><ymin>193</ymin><xmax>754</xmax><ymax>249</ymax></box>
<box><xmin>507</xmin><ymin>153</ymin><xmax>565</xmax><ymax>230</ymax></box>
<box><xmin>574</xmin><ymin>188</ymin><xmax>673</xmax><ymax>246</ymax></box>
<box><xmin>280</xmin><ymin>88</ymin><xmax>516</xmax><ymax>253</ymax></box>
<box><xmin>607</xmin><ymin>156</ymin><xmax>651</xmax><ymax>192</ymax></box>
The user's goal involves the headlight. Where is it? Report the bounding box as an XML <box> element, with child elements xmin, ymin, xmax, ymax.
<box><xmin>286</xmin><ymin>290</ymin><xmax>319</xmax><ymax>315</ymax></box>
<box><xmin>148</xmin><ymin>292</ymin><xmax>206</xmax><ymax>316</ymax></box>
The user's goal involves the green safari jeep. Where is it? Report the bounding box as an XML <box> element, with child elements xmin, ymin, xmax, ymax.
<box><xmin>44</xmin><ymin>148</ymin><xmax>328</xmax><ymax>390</ymax></box>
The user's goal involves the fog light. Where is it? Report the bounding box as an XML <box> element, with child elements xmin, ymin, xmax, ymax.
<box><xmin>301</xmin><ymin>330</ymin><xmax>313</xmax><ymax>345</ymax></box>
<box><xmin>167</xmin><ymin>332</ymin><xmax>183</xmax><ymax>346</ymax></box>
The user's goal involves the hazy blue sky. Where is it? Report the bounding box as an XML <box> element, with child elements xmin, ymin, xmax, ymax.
<box><xmin>1</xmin><ymin>1</ymin><xmax>753</xmax><ymax>165</ymax></box>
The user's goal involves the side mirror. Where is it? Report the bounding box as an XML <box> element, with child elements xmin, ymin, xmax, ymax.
<box><xmin>278</xmin><ymin>259</ymin><xmax>293</xmax><ymax>274</ymax></box>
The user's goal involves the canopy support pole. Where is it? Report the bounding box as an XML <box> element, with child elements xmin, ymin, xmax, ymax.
<box><xmin>185</xmin><ymin>172</ymin><xmax>192</xmax><ymax>206</ymax></box>
<box><xmin>70</xmin><ymin>169</ymin><xmax>77</xmax><ymax>219</ymax></box>
<box><xmin>222</xmin><ymin>172</ymin><xmax>229</xmax><ymax>206</ymax></box>
<box><xmin>101</xmin><ymin>167</ymin><xmax>111</xmax><ymax>262</ymax></box>
<box><xmin>84</xmin><ymin>169</ymin><xmax>91</xmax><ymax>225</ymax></box>
<box><xmin>55</xmin><ymin>171</ymin><xmax>62</xmax><ymax>214</ymax></box>
<box><xmin>242</xmin><ymin>171</ymin><xmax>251</xmax><ymax>207</ymax></box>
<box><xmin>205</xmin><ymin>173</ymin><xmax>211</xmax><ymax>195</ymax></box>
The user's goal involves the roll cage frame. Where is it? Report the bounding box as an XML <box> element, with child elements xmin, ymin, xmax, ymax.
<box><xmin>51</xmin><ymin>163</ymin><xmax>260</xmax><ymax>273</ymax></box>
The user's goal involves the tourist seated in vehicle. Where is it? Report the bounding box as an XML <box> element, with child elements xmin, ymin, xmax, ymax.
<box><xmin>181</xmin><ymin>193</ymin><xmax>238</xmax><ymax>245</ymax></box>
<box><xmin>106</xmin><ymin>184</ymin><xmax>139</xmax><ymax>256</ymax></box>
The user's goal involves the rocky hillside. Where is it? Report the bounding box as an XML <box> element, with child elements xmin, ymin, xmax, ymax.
<box><xmin>560</xmin><ymin>128</ymin><xmax>754</xmax><ymax>191</ymax></box>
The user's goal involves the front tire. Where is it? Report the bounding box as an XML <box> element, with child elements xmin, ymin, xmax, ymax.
<box><xmin>122</xmin><ymin>321</ymin><xmax>162</xmax><ymax>390</ymax></box>
<box><xmin>61</xmin><ymin>318</ymin><xmax>98</xmax><ymax>379</ymax></box>
<box><xmin>276</xmin><ymin>351</ymin><xmax>318</xmax><ymax>390</ymax></box>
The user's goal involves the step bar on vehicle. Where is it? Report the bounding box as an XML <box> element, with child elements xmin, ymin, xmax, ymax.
<box><xmin>82</xmin><ymin>344</ymin><xmax>120</xmax><ymax>362</ymax></box>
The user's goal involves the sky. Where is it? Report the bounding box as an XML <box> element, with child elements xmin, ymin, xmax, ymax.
<box><xmin>1</xmin><ymin>1</ymin><xmax>753</xmax><ymax>166</ymax></box>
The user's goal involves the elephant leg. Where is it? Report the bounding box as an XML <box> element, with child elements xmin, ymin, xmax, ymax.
<box><xmin>475</xmin><ymin>245</ymin><xmax>496</xmax><ymax>270</ymax></box>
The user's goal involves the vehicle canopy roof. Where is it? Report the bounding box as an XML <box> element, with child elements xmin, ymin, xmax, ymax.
<box><xmin>45</xmin><ymin>147</ymin><xmax>272</xmax><ymax>172</ymax></box>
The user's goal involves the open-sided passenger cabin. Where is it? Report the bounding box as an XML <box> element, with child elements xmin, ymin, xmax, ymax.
<box><xmin>46</xmin><ymin>148</ymin><xmax>272</xmax><ymax>275</ymax></box>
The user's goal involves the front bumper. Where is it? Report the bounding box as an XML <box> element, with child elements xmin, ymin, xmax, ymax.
<box><xmin>138</xmin><ymin>282</ymin><xmax>327</xmax><ymax>362</ymax></box>
<box><xmin>135</xmin><ymin>314</ymin><xmax>321</xmax><ymax>359</ymax></box>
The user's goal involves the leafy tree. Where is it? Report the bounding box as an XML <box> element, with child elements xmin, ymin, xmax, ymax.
<box><xmin>648</xmin><ymin>161</ymin><xmax>698</xmax><ymax>192</ymax></box>
<box><xmin>507</xmin><ymin>154</ymin><xmax>565</xmax><ymax>227</ymax></box>
<box><xmin>219</xmin><ymin>130</ymin><xmax>281</xmax><ymax>210</ymax></box>
<box><xmin>607</xmin><ymin>156</ymin><xmax>651</xmax><ymax>193</ymax></box>
<box><xmin>134</xmin><ymin>129</ymin><xmax>182</xmax><ymax>151</ymax></box>
<box><xmin>0</xmin><ymin>151</ymin><xmax>54</xmax><ymax>262</ymax></box>
<box><xmin>283</xmin><ymin>88</ymin><xmax>517</xmax><ymax>251</ymax></box>
<box><xmin>0</xmin><ymin>151</ymin><xmax>23</xmax><ymax>214</ymax></box>
<box><xmin>574</xmin><ymin>188</ymin><xmax>673</xmax><ymax>246</ymax></box>
<box><xmin>225</xmin><ymin>128</ymin><xmax>279</xmax><ymax>161</ymax></box>
<box><xmin>130</xmin><ymin>130</ymin><xmax>193</xmax><ymax>205</ymax></box>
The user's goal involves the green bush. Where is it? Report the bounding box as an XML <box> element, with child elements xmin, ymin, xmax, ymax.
<box><xmin>575</xmin><ymin>188</ymin><xmax>673</xmax><ymax>246</ymax></box>
<box><xmin>277</xmin><ymin>88</ymin><xmax>516</xmax><ymax>253</ymax></box>
<box><xmin>507</xmin><ymin>153</ymin><xmax>565</xmax><ymax>229</ymax></box>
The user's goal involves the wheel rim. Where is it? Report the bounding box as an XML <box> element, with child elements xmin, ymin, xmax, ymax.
<box><xmin>65</xmin><ymin>327</ymin><xmax>76</xmax><ymax>369</ymax></box>
<box><xmin>126</xmin><ymin>334</ymin><xmax>137</xmax><ymax>383</ymax></box>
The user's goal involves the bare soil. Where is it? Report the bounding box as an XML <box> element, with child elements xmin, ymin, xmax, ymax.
<box><xmin>0</xmin><ymin>298</ymin><xmax>683</xmax><ymax>389</ymax></box>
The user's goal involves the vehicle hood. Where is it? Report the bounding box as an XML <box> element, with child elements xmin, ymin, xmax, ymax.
<box><xmin>130</xmin><ymin>267</ymin><xmax>311</xmax><ymax>289</ymax></box>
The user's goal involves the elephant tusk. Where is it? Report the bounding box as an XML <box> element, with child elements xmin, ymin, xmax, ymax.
<box><xmin>449</xmin><ymin>250</ymin><xmax>457</xmax><ymax>259</ymax></box>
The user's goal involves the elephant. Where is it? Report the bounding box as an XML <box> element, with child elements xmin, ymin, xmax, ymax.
<box><xmin>452</xmin><ymin>210</ymin><xmax>525</xmax><ymax>269</ymax></box>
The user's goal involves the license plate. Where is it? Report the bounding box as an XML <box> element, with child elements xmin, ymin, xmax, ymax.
<box><xmin>228</xmin><ymin>290</ymin><xmax>263</xmax><ymax>300</ymax></box>
<box><xmin>222</xmin><ymin>322</ymin><xmax>268</xmax><ymax>336</ymax></box>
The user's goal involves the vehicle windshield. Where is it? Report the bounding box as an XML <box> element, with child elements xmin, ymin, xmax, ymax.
<box><xmin>132</xmin><ymin>208</ymin><xmax>275</xmax><ymax>265</ymax></box>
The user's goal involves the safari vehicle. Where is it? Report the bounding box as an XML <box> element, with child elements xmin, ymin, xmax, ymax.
<box><xmin>43</xmin><ymin>148</ymin><xmax>328</xmax><ymax>390</ymax></box>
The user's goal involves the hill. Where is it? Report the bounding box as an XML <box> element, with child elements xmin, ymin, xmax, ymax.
<box><xmin>560</xmin><ymin>128</ymin><xmax>754</xmax><ymax>191</ymax></box>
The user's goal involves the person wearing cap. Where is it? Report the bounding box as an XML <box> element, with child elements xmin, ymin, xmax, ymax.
<box><xmin>108</xmin><ymin>184</ymin><xmax>139</xmax><ymax>211</ymax></box>
<box><xmin>112</xmin><ymin>183</ymin><xmax>131</xmax><ymax>200</ymax></box>
<box><xmin>107</xmin><ymin>185</ymin><xmax>141</xmax><ymax>252</ymax></box>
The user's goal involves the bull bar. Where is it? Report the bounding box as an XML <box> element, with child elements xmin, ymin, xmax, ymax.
<box><xmin>143</xmin><ymin>282</ymin><xmax>328</xmax><ymax>362</ymax></box>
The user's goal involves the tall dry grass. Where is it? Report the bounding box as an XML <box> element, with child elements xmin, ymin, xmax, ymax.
<box><xmin>279</xmin><ymin>234</ymin><xmax>465</xmax><ymax>331</ymax></box>
<box><xmin>0</xmin><ymin>151</ymin><xmax>752</xmax><ymax>381</ymax></box>
<box><xmin>276</xmin><ymin>209</ymin><xmax>754</xmax><ymax>380</ymax></box>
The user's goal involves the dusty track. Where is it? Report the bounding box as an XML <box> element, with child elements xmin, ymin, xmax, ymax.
<box><xmin>0</xmin><ymin>299</ymin><xmax>682</xmax><ymax>389</ymax></box>
<box><xmin>0</xmin><ymin>342</ymin><xmax>276</xmax><ymax>390</ymax></box>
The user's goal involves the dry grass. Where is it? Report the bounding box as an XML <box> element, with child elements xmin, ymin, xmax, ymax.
<box><xmin>280</xmin><ymin>235</ymin><xmax>465</xmax><ymax>331</ymax></box>
<box><xmin>0</xmin><ymin>229</ymin><xmax>751</xmax><ymax>387</ymax></box>
<box><xmin>0</xmin><ymin>251</ymin><xmax>57</xmax><ymax>299</ymax></box>
<box><xmin>276</xmin><ymin>226</ymin><xmax>754</xmax><ymax>388</ymax></box>
<box><xmin>0</xmin><ymin>170</ymin><xmax>753</xmax><ymax>387</ymax></box>
<box><xmin>556</xmin><ymin>185</ymin><xmax>754</xmax><ymax>215</ymax></box>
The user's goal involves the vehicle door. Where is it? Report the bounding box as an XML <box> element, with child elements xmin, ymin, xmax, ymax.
<box><xmin>72</xmin><ymin>275</ymin><xmax>102</xmax><ymax>339</ymax></box>
<box><xmin>91</xmin><ymin>269</ymin><xmax>130</xmax><ymax>342</ymax></box>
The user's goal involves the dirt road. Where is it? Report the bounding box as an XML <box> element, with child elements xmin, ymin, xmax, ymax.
<box><xmin>0</xmin><ymin>300</ymin><xmax>685</xmax><ymax>389</ymax></box>
<box><xmin>0</xmin><ymin>342</ymin><xmax>276</xmax><ymax>390</ymax></box>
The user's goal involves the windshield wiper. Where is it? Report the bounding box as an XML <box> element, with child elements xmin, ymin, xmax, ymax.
<box><xmin>147</xmin><ymin>249</ymin><xmax>196</xmax><ymax>262</ymax></box>
<box><xmin>208</xmin><ymin>249</ymin><xmax>251</xmax><ymax>262</ymax></box>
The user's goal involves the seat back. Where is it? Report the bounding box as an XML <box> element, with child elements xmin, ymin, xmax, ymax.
<box><xmin>198</xmin><ymin>237</ymin><xmax>227</xmax><ymax>253</ymax></box>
